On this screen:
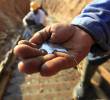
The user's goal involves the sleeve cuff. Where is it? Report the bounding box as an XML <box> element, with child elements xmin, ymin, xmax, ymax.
<box><xmin>71</xmin><ymin>17</ymin><xmax>109</xmax><ymax>51</ymax></box>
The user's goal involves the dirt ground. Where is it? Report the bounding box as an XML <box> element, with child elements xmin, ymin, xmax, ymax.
<box><xmin>1</xmin><ymin>0</ymin><xmax>110</xmax><ymax>100</ymax></box>
<box><xmin>3</xmin><ymin>60</ymin><xmax>80</xmax><ymax>100</ymax></box>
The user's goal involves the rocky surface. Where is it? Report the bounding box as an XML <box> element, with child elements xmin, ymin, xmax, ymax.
<box><xmin>2</xmin><ymin>0</ymin><xmax>105</xmax><ymax>100</ymax></box>
<box><xmin>3</xmin><ymin>66</ymin><xmax>79</xmax><ymax>100</ymax></box>
<box><xmin>0</xmin><ymin>0</ymin><xmax>92</xmax><ymax>61</ymax></box>
<box><xmin>0</xmin><ymin>0</ymin><xmax>29</xmax><ymax>31</ymax></box>
<box><xmin>0</xmin><ymin>0</ymin><xmax>30</xmax><ymax>62</ymax></box>
<box><xmin>45</xmin><ymin>0</ymin><xmax>91</xmax><ymax>23</ymax></box>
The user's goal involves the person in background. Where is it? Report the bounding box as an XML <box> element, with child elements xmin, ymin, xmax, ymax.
<box><xmin>14</xmin><ymin>0</ymin><xmax>110</xmax><ymax>99</ymax></box>
<box><xmin>22</xmin><ymin>1</ymin><xmax>47</xmax><ymax>40</ymax></box>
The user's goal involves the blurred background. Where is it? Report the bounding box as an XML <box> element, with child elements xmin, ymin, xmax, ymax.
<box><xmin>0</xmin><ymin>0</ymin><xmax>110</xmax><ymax>100</ymax></box>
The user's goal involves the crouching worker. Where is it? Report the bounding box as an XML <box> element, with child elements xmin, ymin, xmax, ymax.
<box><xmin>22</xmin><ymin>1</ymin><xmax>47</xmax><ymax>40</ymax></box>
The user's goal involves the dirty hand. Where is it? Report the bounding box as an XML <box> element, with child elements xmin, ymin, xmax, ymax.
<box><xmin>14</xmin><ymin>23</ymin><xmax>94</xmax><ymax>76</ymax></box>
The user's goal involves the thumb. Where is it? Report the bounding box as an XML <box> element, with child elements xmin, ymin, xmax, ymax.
<box><xmin>29</xmin><ymin>26</ymin><xmax>51</xmax><ymax>44</ymax></box>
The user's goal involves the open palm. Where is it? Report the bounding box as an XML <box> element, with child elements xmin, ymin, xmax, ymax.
<box><xmin>14</xmin><ymin>23</ymin><xmax>94</xmax><ymax>76</ymax></box>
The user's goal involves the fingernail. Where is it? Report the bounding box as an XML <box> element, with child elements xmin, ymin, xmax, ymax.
<box><xmin>40</xmin><ymin>64</ymin><xmax>48</xmax><ymax>76</ymax></box>
<box><xmin>40</xmin><ymin>49</ymin><xmax>47</xmax><ymax>54</ymax></box>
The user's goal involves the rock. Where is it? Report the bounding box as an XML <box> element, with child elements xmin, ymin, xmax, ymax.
<box><xmin>0</xmin><ymin>32</ymin><xmax>7</xmax><ymax>40</ymax></box>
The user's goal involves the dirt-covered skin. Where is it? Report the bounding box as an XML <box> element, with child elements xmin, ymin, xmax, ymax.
<box><xmin>1</xmin><ymin>0</ymin><xmax>99</xmax><ymax>100</ymax></box>
<box><xmin>14</xmin><ymin>24</ymin><xmax>94</xmax><ymax>76</ymax></box>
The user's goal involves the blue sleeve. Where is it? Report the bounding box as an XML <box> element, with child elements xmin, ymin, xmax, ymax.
<box><xmin>71</xmin><ymin>0</ymin><xmax>110</xmax><ymax>51</ymax></box>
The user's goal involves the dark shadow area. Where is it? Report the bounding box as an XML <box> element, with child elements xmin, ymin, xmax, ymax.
<box><xmin>100</xmin><ymin>77</ymin><xmax>110</xmax><ymax>98</ymax></box>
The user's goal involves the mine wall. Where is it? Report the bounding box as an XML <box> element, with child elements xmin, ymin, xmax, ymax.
<box><xmin>0</xmin><ymin>0</ymin><xmax>110</xmax><ymax>100</ymax></box>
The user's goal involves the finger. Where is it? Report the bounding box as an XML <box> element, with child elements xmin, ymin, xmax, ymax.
<box><xmin>18</xmin><ymin>54</ymin><xmax>56</xmax><ymax>74</ymax></box>
<box><xmin>18</xmin><ymin>40</ymin><xmax>30</xmax><ymax>45</ymax></box>
<box><xmin>18</xmin><ymin>40</ymin><xmax>37</xmax><ymax>48</ymax></box>
<box><xmin>29</xmin><ymin>26</ymin><xmax>51</xmax><ymax>44</ymax></box>
<box><xmin>14</xmin><ymin>44</ymin><xmax>47</xmax><ymax>59</ymax></box>
<box><xmin>53</xmin><ymin>51</ymin><xmax>70</xmax><ymax>57</ymax></box>
<box><xmin>40</xmin><ymin>55</ymin><xmax>74</xmax><ymax>76</ymax></box>
<box><xmin>18</xmin><ymin>57</ymin><xmax>43</xmax><ymax>74</ymax></box>
<box><xmin>54</xmin><ymin>51</ymin><xmax>79</xmax><ymax>65</ymax></box>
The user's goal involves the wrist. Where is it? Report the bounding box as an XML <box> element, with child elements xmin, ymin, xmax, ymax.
<box><xmin>71</xmin><ymin>24</ymin><xmax>95</xmax><ymax>47</ymax></box>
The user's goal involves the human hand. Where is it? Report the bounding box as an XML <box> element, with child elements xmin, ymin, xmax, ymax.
<box><xmin>14</xmin><ymin>23</ymin><xmax>94</xmax><ymax>76</ymax></box>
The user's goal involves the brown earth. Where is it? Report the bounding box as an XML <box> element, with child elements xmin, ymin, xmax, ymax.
<box><xmin>0</xmin><ymin>0</ymin><xmax>92</xmax><ymax>76</ymax></box>
<box><xmin>0</xmin><ymin>0</ymin><xmax>29</xmax><ymax>31</ymax></box>
<box><xmin>44</xmin><ymin>0</ymin><xmax>91</xmax><ymax>23</ymax></box>
<box><xmin>0</xmin><ymin>0</ymin><xmax>92</xmax><ymax>61</ymax></box>
<box><xmin>0</xmin><ymin>0</ymin><xmax>30</xmax><ymax>62</ymax></box>
<box><xmin>2</xmin><ymin>0</ymin><xmax>107</xmax><ymax>100</ymax></box>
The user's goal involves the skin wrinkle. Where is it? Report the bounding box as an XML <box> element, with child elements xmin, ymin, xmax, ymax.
<box><xmin>50</xmin><ymin>25</ymin><xmax>75</xmax><ymax>43</ymax></box>
<box><xmin>53</xmin><ymin>52</ymin><xmax>75</xmax><ymax>67</ymax></box>
<box><xmin>14</xmin><ymin>23</ymin><xmax>94</xmax><ymax>76</ymax></box>
<box><xmin>18</xmin><ymin>40</ymin><xmax>37</xmax><ymax>48</ymax></box>
<box><xmin>39</xmin><ymin>26</ymin><xmax>51</xmax><ymax>43</ymax></box>
<box><xmin>14</xmin><ymin>44</ymin><xmax>46</xmax><ymax>59</ymax></box>
<box><xmin>19</xmin><ymin>54</ymin><xmax>56</xmax><ymax>74</ymax></box>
